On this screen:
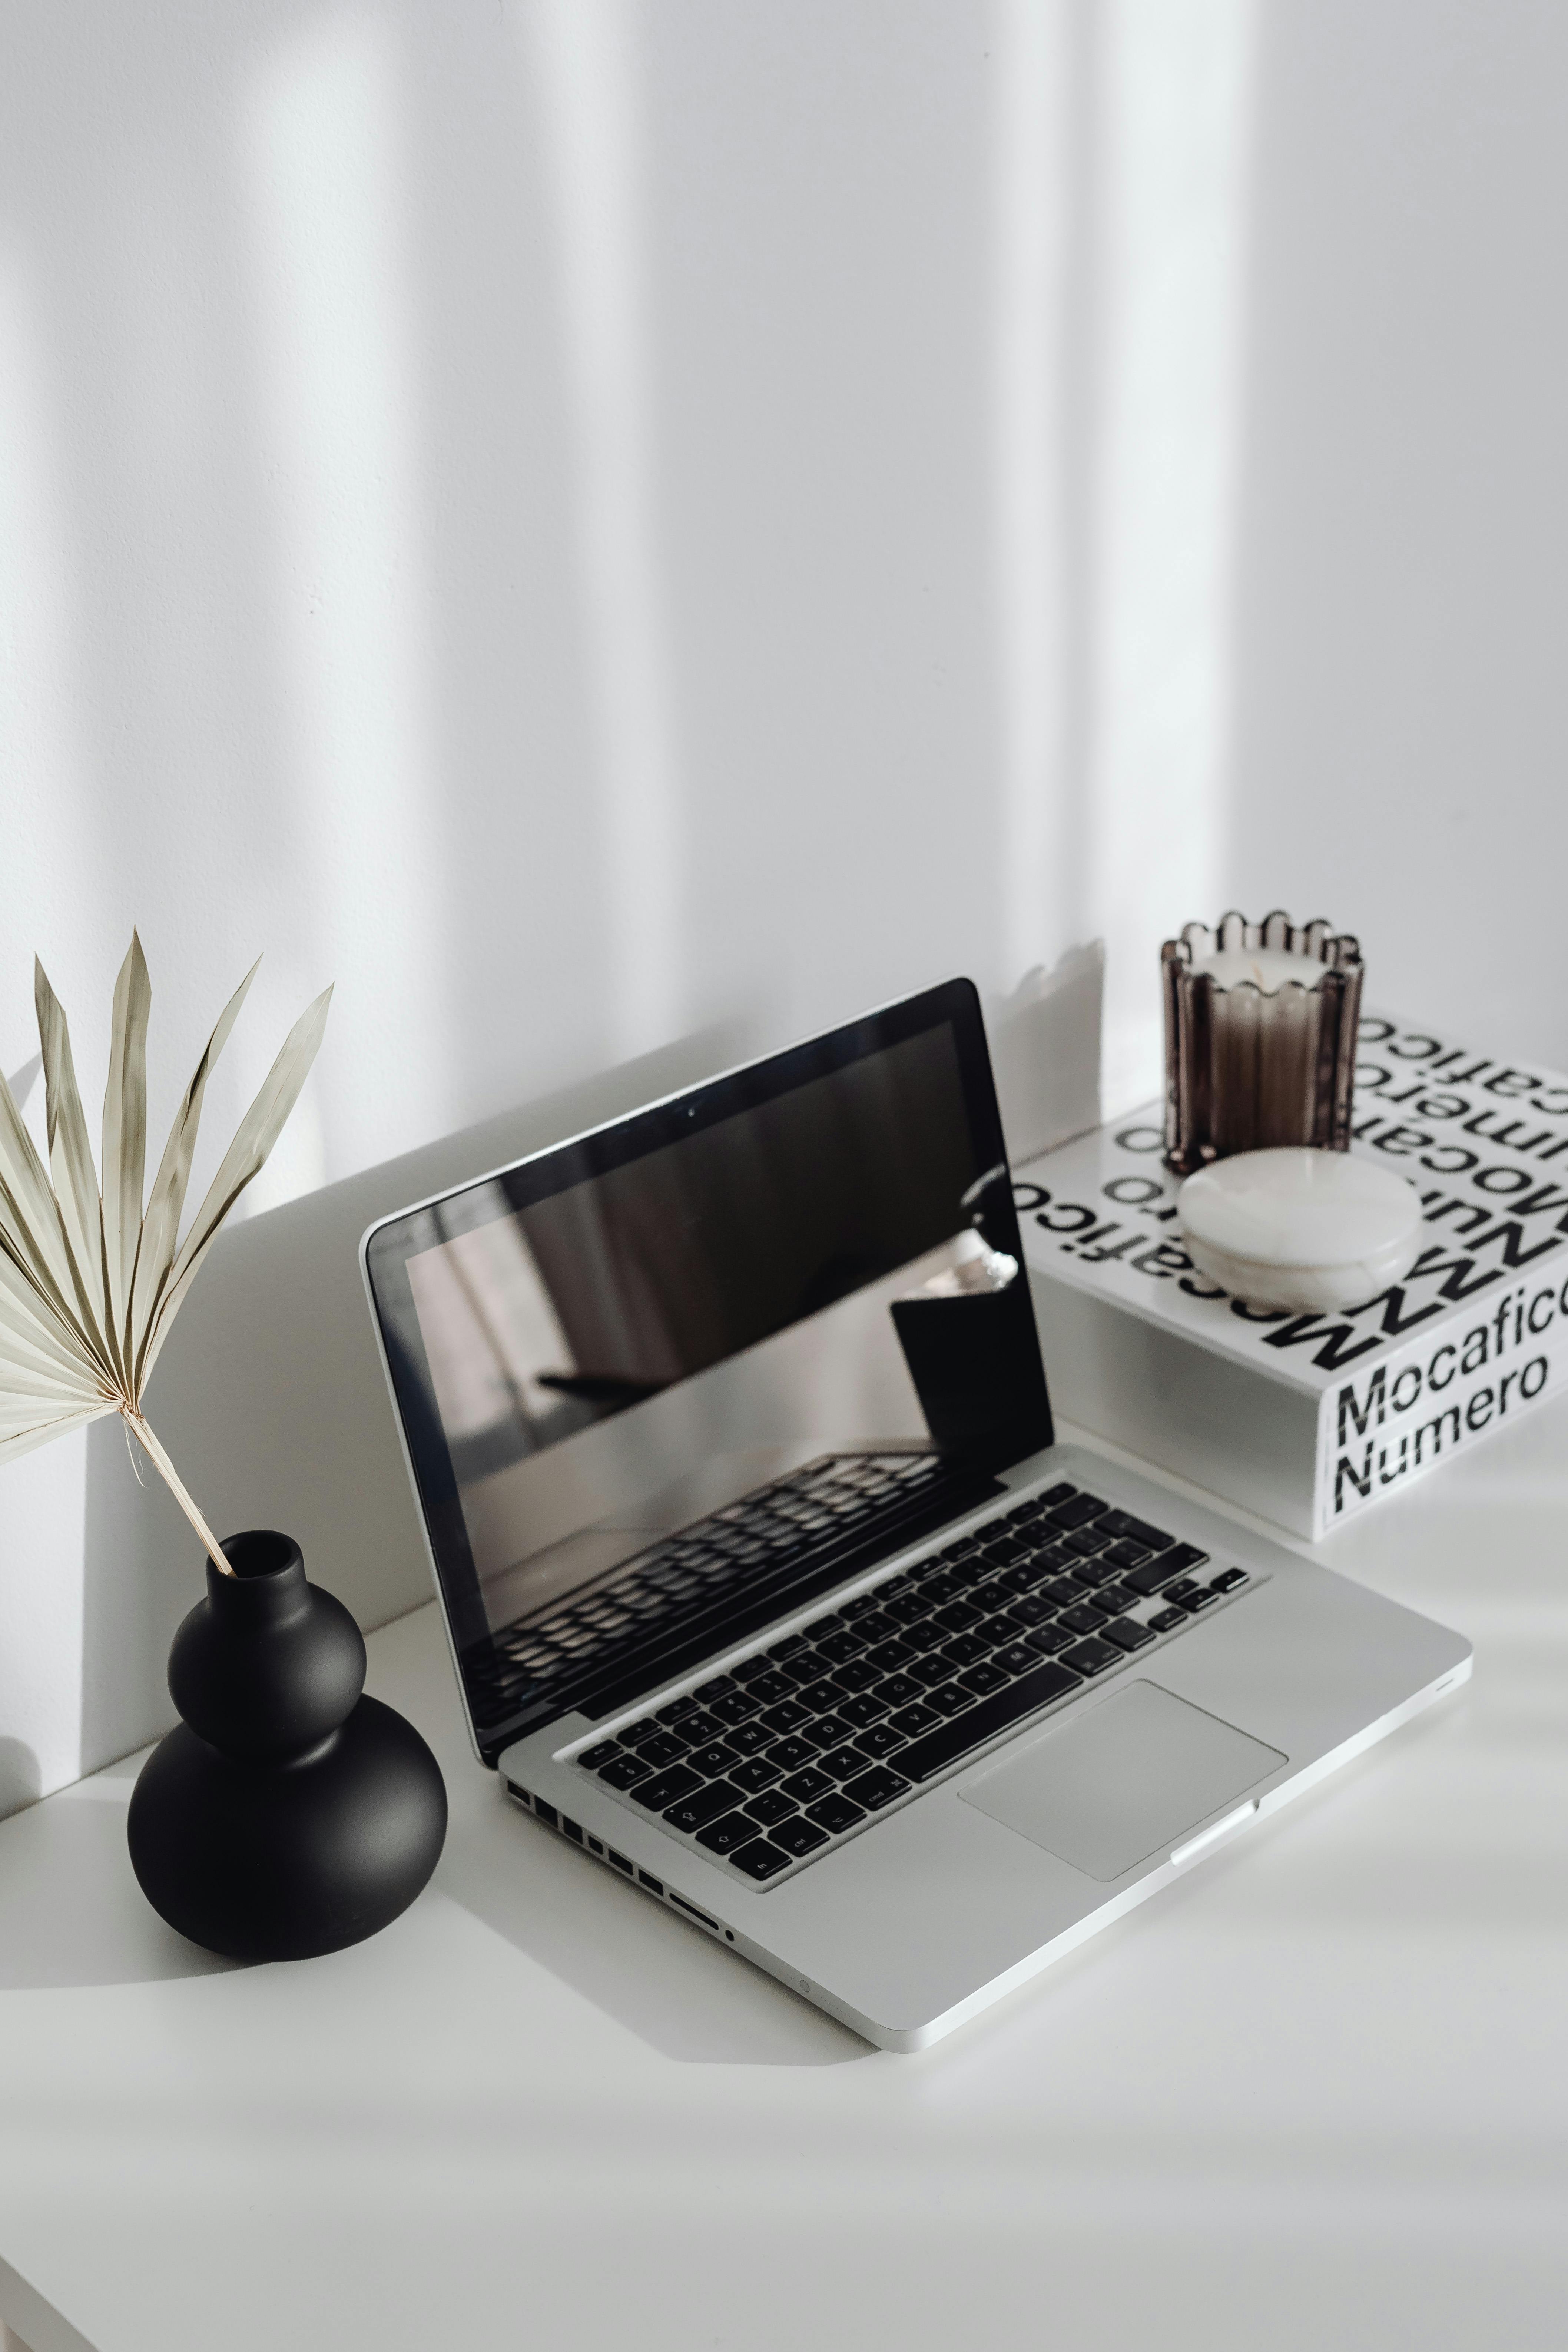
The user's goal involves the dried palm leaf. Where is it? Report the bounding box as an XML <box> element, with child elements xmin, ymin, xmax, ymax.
<box><xmin>0</xmin><ymin>936</ymin><xmax>332</xmax><ymax>1574</ymax></box>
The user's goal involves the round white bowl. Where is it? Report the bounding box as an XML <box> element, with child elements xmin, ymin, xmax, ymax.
<box><xmin>1176</xmin><ymin>1146</ymin><xmax>1422</xmax><ymax>1311</ymax></box>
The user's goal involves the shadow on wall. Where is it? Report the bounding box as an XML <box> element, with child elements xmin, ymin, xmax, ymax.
<box><xmin>0</xmin><ymin>1741</ymin><xmax>40</xmax><ymax>1818</ymax></box>
<box><xmin>78</xmin><ymin>1022</ymin><xmax>752</xmax><ymax>1783</ymax></box>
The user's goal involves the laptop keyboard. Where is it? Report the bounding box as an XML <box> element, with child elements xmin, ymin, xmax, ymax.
<box><xmin>570</xmin><ymin>1478</ymin><xmax>1252</xmax><ymax>1887</ymax></box>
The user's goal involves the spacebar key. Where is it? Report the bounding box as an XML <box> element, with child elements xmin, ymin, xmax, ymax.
<box><xmin>895</xmin><ymin>1661</ymin><xmax>1081</xmax><ymax>1781</ymax></box>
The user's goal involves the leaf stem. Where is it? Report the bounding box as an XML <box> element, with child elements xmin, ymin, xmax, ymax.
<box><xmin>120</xmin><ymin>1406</ymin><xmax>236</xmax><ymax>1577</ymax></box>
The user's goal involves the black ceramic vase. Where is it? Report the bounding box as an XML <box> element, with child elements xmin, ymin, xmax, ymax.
<box><xmin>127</xmin><ymin>1530</ymin><xmax>447</xmax><ymax>1961</ymax></box>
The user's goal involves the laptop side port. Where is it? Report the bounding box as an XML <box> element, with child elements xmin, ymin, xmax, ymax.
<box><xmin>639</xmin><ymin>1871</ymin><xmax>664</xmax><ymax>1895</ymax></box>
<box><xmin>607</xmin><ymin>1850</ymin><xmax>634</xmax><ymax>1874</ymax></box>
<box><xmin>534</xmin><ymin>1798</ymin><xmax>558</xmax><ymax>1828</ymax></box>
<box><xmin>668</xmin><ymin>1890</ymin><xmax>720</xmax><ymax>1932</ymax></box>
<box><xmin>561</xmin><ymin>1817</ymin><xmax>584</xmax><ymax>1844</ymax></box>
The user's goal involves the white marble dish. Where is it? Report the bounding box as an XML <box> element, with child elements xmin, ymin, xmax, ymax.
<box><xmin>1176</xmin><ymin>1147</ymin><xmax>1422</xmax><ymax>1311</ymax></box>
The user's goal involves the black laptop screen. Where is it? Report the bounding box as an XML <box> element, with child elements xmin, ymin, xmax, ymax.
<box><xmin>364</xmin><ymin>980</ymin><xmax>1052</xmax><ymax>1757</ymax></box>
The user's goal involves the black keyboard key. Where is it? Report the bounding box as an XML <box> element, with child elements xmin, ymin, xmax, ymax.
<box><xmin>884</xmin><ymin>1590</ymin><xmax>930</xmax><ymax>1625</ymax></box>
<box><xmin>686</xmin><ymin>1741</ymin><xmax>739</xmax><ymax>1777</ymax></box>
<box><xmin>1060</xmin><ymin>1637</ymin><xmax>1118</xmax><ymax>1676</ymax></box>
<box><xmin>983</xmin><ymin>1533</ymin><xmax>1029</xmax><ymax>1566</ymax></box>
<box><xmin>1101</xmin><ymin>1581</ymin><xmax>1146</xmax><ymax>1612</ymax></box>
<box><xmin>656</xmin><ymin>1695</ymin><xmax>699</xmax><ymax>1725</ymax></box>
<box><xmin>779</xmin><ymin>1658</ymin><xmax>825</xmax><ymax>1690</ymax></box>
<box><xmin>1087</xmin><ymin>1589</ymin><xmax>1125</xmax><ymax>1619</ymax></box>
<box><xmin>696</xmin><ymin>1810</ymin><xmax>756</xmax><ymax>1854</ymax></box>
<box><xmin>1038</xmin><ymin>1482</ymin><xmax>1077</xmax><ymax>1507</ymax></box>
<box><xmin>990</xmin><ymin>1642</ymin><xmax>1038</xmax><ymax>1676</ymax></box>
<box><xmin>1101</xmin><ymin>1616</ymin><xmax>1156</xmax><ymax>1652</ymax></box>
<box><xmin>927</xmin><ymin>1682</ymin><xmax>971</xmax><ymax>1717</ymax></box>
<box><xmin>729</xmin><ymin>1755</ymin><xmax>783</xmax><ymax>1794</ymax></box>
<box><xmin>1031</xmin><ymin>1543</ymin><xmax>1077</xmax><ymax>1573</ymax></box>
<box><xmin>798</xmin><ymin>1676</ymin><xmax>848</xmax><ymax>1714</ymax></box>
<box><xmin>940</xmin><ymin>1633</ymin><xmax>990</xmax><ymax>1669</ymax></box>
<box><xmin>1149</xmin><ymin>1605</ymin><xmax>1187</xmax><ymax>1632</ymax></box>
<box><xmin>730</xmin><ymin>1838</ymin><xmax>790</xmax><ymax>1881</ymax></box>
<box><xmin>840</xmin><ymin>1765</ymin><xmax>910</xmax><ymax>1812</ymax></box>
<box><xmin>597</xmin><ymin>1752</ymin><xmax>653</xmax><ymax>1789</ymax></box>
<box><xmin>875</xmin><ymin>1674</ymin><xmax>923</xmax><ymax>1709</ymax></box>
<box><xmin>1159</xmin><ymin>1543</ymin><xmax>1210</xmax><ymax>1578</ymax></box>
<box><xmin>679</xmin><ymin>1709</ymin><xmax>726</xmax><ymax>1745</ymax></box>
<box><xmin>815</xmin><ymin>1631</ymin><xmax>865</xmax><ymax>1666</ymax></box>
<box><xmin>633</xmin><ymin>1765</ymin><xmax>705</xmax><ymax>1812</ymax></box>
<box><xmin>832</xmin><ymin>1658</ymin><xmax>882</xmax><ymax>1694</ymax></box>
<box><xmin>895</xmin><ymin>1658</ymin><xmax>1082</xmax><ymax>1781</ymax></box>
<box><xmin>664</xmin><ymin>1780</ymin><xmax>743</xmax><ymax>1833</ymax></box>
<box><xmin>1047</xmin><ymin>1493</ymin><xmax>1107</xmax><ymax>1531</ymax></box>
<box><xmin>745</xmin><ymin>1671</ymin><xmax>796</xmax><ymax>1706</ymax></box>
<box><xmin>768</xmin><ymin>1735</ymin><xmax>816</xmax><ymax>1773</ymax></box>
<box><xmin>694</xmin><ymin>1674</ymin><xmax>737</xmax><ymax>1701</ymax></box>
<box><xmin>767</xmin><ymin>1633</ymin><xmax>810</xmax><ymax>1662</ymax></box>
<box><xmin>1024</xmin><ymin>1622</ymin><xmax>1074</xmax><ymax>1656</ymax></box>
<box><xmin>1041</xmin><ymin>1576</ymin><xmax>1084</xmax><ymax>1609</ymax></box>
<box><xmin>842</xmin><ymin>1590</ymin><xmax>883</xmax><ymax>1619</ymax></box>
<box><xmin>620</xmin><ymin>1716</ymin><xmax>660</xmax><ymax>1745</ymax></box>
<box><xmin>889</xmin><ymin>1701</ymin><xmax>940</xmax><ymax>1737</ymax></box>
<box><xmin>808</xmin><ymin>1792</ymin><xmax>867</xmax><ymax>1836</ymax></box>
<box><xmin>732</xmin><ymin>1654</ymin><xmax>775</xmax><ymax>1684</ymax></box>
<box><xmin>856</xmin><ymin>1614</ymin><xmax>902</xmax><ymax>1648</ymax></box>
<box><xmin>579</xmin><ymin>1741</ymin><xmax>621</xmax><ymax>1769</ymax></box>
<box><xmin>1183</xmin><ymin>1585</ymin><xmax>1221</xmax><ymax>1610</ymax></box>
<box><xmin>1098</xmin><ymin>1509</ymin><xmax>1174</xmax><ymax>1550</ymax></box>
<box><xmin>710</xmin><ymin>1689</ymin><xmax>762</xmax><ymax>1728</ymax></box>
<box><xmin>959</xmin><ymin>1662</ymin><xmax>1009</xmax><ymax>1697</ymax></box>
<box><xmin>909</xmin><ymin>1656</ymin><xmax>952</xmax><ymax>1691</ymax></box>
<box><xmin>988</xmin><ymin>1564</ymin><xmax>1039</xmax><ymax>1598</ymax></box>
<box><xmin>838</xmin><ymin>1691</ymin><xmax>889</xmax><ymax>1727</ymax></box>
<box><xmin>745</xmin><ymin>1788</ymin><xmax>797</xmax><ymax>1826</ymax></box>
<box><xmin>1123</xmin><ymin>1553</ymin><xmax>1184</xmax><ymax>1595</ymax></box>
<box><xmin>774</xmin><ymin>1816</ymin><xmax>829</xmax><ymax>1858</ymax></box>
<box><xmin>1101</xmin><ymin>1538</ymin><xmax>1153</xmax><ymax>1573</ymax></box>
<box><xmin>939</xmin><ymin>1534</ymin><xmax>980</xmax><ymax>1557</ymax></box>
<box><xmin>934</xmin><ymin>1600</ymin><xmax>983</xmax><ymax>1634</ymax></box>
<box><xmin>866</xmin><ymin>1636</ymin><xmax>917</xmax><ymax>1671</ymax></box>
<box><xmin>1070</xmin><ymin>1558</ymin><xmax>1122</xmax><ymax>1592</ymax></box>
<box><xmin>780</xmin><ymin>1766</ymin><xmax>834</xmax><ymax>1804</ymax></box>
<box><xmin>1163</xmin><ymin>1579</ymin><xmax>1201</xmax><ymax>1605</ymax></box>
<box><xmin>1060</xmin><ymin>1602</ymin><xmax>1108</xmax><ymax>1638</ymax></box>
<box><xmin>803</xmin><ymin>1714</ymin><xmax>856</xmax><ymax>1751</ymax></box>
<box><xmin>1210</xmin><ymin>1566</ymin><xmax>1247</xmax><ymax>1593</ymax></box>
<box><xmin>817</xmin><ymin>1744</ymin><xmax>866</xmax><ymax>1781</ymax></box>
<box><xmin>725</xmin><ymin>1720</ymin><xmax>775</xmax><ymax>1756</ymax></box>
<box><xmin>854</xmin><ymin>1723</ymin><xmax>906</xmax><ymax>1759</ymax></box>
<box><xmin>949</xmin><ymin>1554</ymin><xmax>1000</xmax><ymax>1592</ymax></box>
<box><xmin>1063</xmin><ymin>1526</ymin><xmax>1109</xmax><ymax>1557</ymax></box>
<box><xmin>1006</xmin><ymin>1594</ymin><xmax>1054</xmax><ymax>1629</ymax></box>
<box><xmin>760</xmin><ymin>1700</ymin><xmax>810</xmax><ymax>1735</ymax></box>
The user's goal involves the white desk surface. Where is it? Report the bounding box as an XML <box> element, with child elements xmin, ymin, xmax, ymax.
<box><xmin>2</xmin><ymin>1409</ymin><xmax>1567</xmax><ymax>2352</ymax></box>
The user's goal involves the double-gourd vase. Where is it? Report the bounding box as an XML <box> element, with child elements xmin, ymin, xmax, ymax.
<box><xmin>128</xmin><ymin>1530</ymin><xmax>447</xmax><ymax>1961</ymax></box>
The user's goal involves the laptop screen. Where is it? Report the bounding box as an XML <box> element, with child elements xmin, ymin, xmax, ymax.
<box><xmin>364</xmin><ymin>979</ymin><xmax>1053</xmax><ymax>1758</ymax></box>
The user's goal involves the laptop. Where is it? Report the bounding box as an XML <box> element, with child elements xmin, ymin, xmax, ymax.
<box><xmin>361</xmin><ymin>977</ymin><xmax>1471</xmax><ymax>2049</ymax></box>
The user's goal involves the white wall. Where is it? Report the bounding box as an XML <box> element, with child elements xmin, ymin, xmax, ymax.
<box><xmin>3</xmin><ymin>0</ymin><xmax>1567</xmax><ymax>1811</ymax></box>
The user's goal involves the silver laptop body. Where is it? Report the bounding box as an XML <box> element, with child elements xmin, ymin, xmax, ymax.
<box><xmin>362</xmin><ymin>981</ymin><xmax>1470</xmax><ymax>2050</ymax></box>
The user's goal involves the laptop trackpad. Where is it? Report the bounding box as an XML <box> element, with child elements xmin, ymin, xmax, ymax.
<box><xmin>959</xmin><ymin>1680</ymin><xmax>1285</xmax><ymax>1883</ymax></box>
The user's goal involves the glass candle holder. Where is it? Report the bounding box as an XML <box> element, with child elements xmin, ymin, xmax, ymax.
<box><xmin>1162</xmin><ymin>910</ymin><xmax>1363</xmax><ymax>1175</ymax></box>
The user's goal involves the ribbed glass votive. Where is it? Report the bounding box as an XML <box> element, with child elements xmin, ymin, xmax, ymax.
<box><xmin>1162</xmin><ymin>910</ymin><xmax>1363</xmax><ymax>1176</ymax></box>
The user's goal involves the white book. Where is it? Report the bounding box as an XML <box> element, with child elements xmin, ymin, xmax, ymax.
<box><xmin>1015</xmin><ymin>1011</ymin><xmax>1568</xmax><ymax>1539</ymax></box>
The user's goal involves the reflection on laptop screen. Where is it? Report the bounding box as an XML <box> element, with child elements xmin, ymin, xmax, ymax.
<box><xmin>365</xmin><ymin>981</ymin><xmax>1052</xmax><ymax>1753</ymax></box>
